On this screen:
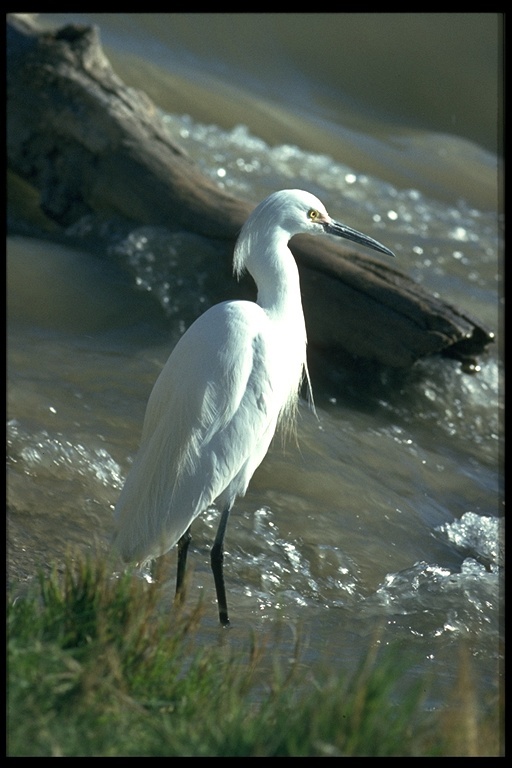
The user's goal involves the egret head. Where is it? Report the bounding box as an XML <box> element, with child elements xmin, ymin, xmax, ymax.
<box><xmin>234</xmin><ymin>189</ymin><xmax>394</xmax><ymax>279</ymax></box>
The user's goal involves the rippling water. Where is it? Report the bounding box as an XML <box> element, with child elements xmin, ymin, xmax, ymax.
<box><xmin>8</xmin><ymin>13</ymin><xmax>503</xmax><ymax>714</ymax></box>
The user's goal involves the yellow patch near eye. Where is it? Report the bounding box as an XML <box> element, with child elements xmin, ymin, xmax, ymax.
<box><xmin>308</xmin><ymin>209</ymin><xmax>319</xmax><ymax>220</ymax></box>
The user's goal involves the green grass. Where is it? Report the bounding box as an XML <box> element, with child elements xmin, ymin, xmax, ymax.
<box><xmin>7</xmin><ymin>555</ymin><xmax>502</xmax><ymax>756</ymax></box>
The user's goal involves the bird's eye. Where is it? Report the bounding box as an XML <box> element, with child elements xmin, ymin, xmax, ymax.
<box><xmin>308</xmin><ymin>209</ymin><xmax>320</xmax><ymax>221</ymax></box>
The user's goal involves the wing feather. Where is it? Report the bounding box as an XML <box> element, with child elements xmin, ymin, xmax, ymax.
<box><xmin>113</xmin><ymin>300</ymin><xmax>282</xmax><ymax>563</ymax></box>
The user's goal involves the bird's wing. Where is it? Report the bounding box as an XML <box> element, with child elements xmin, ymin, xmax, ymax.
<box><xmin>113</xmin><ymin>300</ymin><xmax>281</xmax><ymax>563</ymax></box>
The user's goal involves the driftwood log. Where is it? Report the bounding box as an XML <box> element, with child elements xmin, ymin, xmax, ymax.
<box><xmin>7</xmin><ymin>14</ymin><xmax>494</xmax><ymax>371</ymax></box>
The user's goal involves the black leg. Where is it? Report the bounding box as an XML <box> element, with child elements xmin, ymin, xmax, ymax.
<box><xmin>210</xmin><ymin>505</ymin><xmax>232</xmax><ymax>627</ymax></box>
<box><xmin>175</xmin><ymin>526</ymin><xmax>192</xmax><ymax>603</ymax></box>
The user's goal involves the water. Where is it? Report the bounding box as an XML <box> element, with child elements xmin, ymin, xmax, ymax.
<box><xmin>7</xmin><ymin>12</ymin><xmax>503</xmax><ymax>718</ymax></box>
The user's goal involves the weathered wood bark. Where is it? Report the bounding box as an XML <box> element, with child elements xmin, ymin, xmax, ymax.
<box><xmin>7</xmin><ymin>14</ymin><xmax>494</xmax><ymax>370</ymax></box>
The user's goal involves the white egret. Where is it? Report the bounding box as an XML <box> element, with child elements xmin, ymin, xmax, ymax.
<box><xmin>112</xmin><ymin>189</ymin><xmax>394</xmax><ymax>625</ymax></box>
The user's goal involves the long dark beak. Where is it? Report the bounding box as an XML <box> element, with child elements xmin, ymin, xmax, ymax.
<box><xmin>324</xmin><ymin>220</ymin><xmax>395</xmax><ymax>258</ymax></box>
